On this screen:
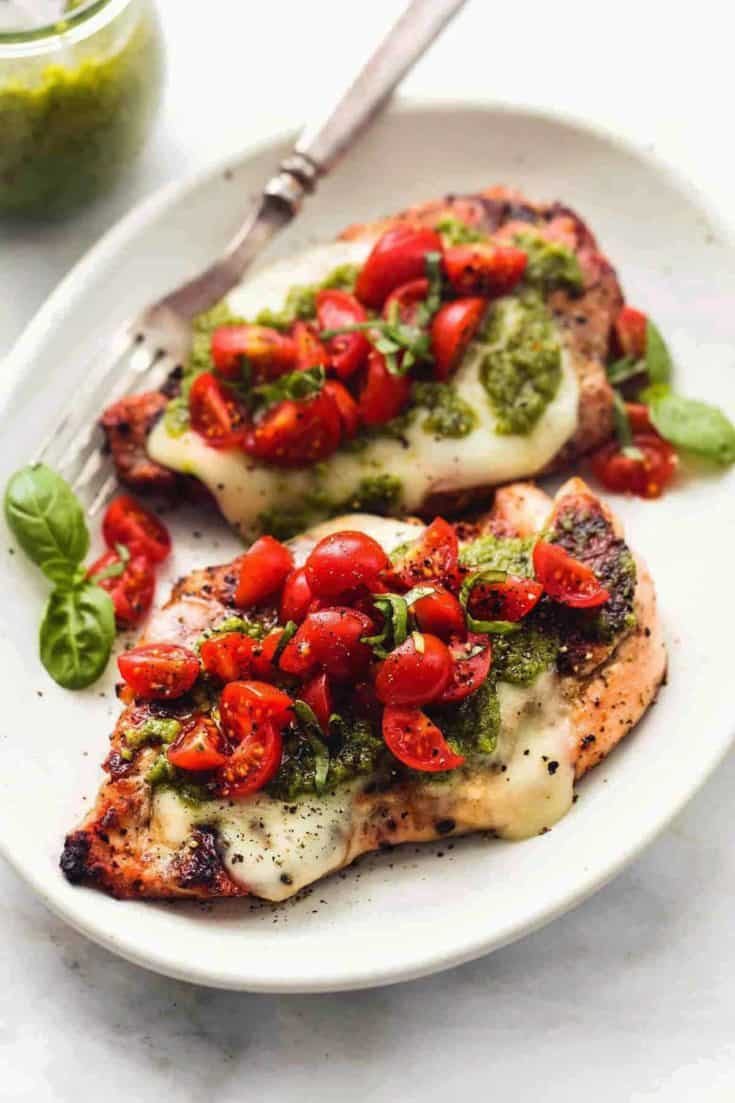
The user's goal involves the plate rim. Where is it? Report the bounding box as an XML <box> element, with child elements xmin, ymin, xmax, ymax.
<box><xmin>2</xmin><ymin>98</ymin><xmax>734</xmax><ymax>993</ymax></box>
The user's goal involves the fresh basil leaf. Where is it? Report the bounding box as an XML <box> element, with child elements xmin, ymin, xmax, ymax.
<box><xmin>416</xmin><ymin>251</ymin><xmax>444</xmax><ymax>325</ymax></box>
<box><xmin>293</xmin><ymin>699</ymin><xmax>330</xmax><ymax>793</ymax></box>
<box><xmin>5</xmin><ymin>464</ymin><xmax>89</xmax><ymax>584</ymax></box>
<box><xmin>253</xmin><ymin>366</ymin><xmax>325</xmax><ymax>411</ymax></box>
<box><xmin>39</xmin><ymin>581</ymin><xmax>115</xmax><ymax>689</ymax></box>
<box><xmin>607</xmin><ymin>355</ymin><xmax>645</xmax><ymax>386</ymax></box>
<box><xmin>645</xmin><ymin>318</ymin><xmax>673</xmax><ymax>385</ymax></box>
<box><xmin>646</xmin><ymin>391</ymin><xmax>735</xmax><ymax>464</ymax></box>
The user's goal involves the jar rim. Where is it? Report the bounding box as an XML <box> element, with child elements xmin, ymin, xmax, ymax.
<box><xmin>0</xmin><ymin>0</ymin><xmax>132</xmax><ymax>57</ymax></box>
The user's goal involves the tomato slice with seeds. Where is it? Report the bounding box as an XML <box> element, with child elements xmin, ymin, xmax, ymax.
<box><xmin>278</xmin><ymin>607</ymin><xmax>374</xmax><ymax>681</ymax></box>
<box><xmin>374</xmin><ymin>633</ymin><xmax>452</xmax><ymax>707</ymax></box>
<box><xmin>300</xmin><ymin>671</ymin><xmax>333</xmax><ymax>733</ymax></box>
<box><xmin>118</xmin><ymin>643</ymin><xmax>200</xmax><ymax>700</ymax></box>
<box><xmin>323</xmin><ymin>380</ymin><xmax>361</xmax><ymax>439</ymax></box>
<box><xmin>614</xmin><ymin>306</ymin><xmax>647</xmax><ymax>359</ymax></box>
<box><xmin>431</xmin><ymin>297</ymin><xmax>486</xmax><ymax>381</ymax></box>
<box><xmin>444</xmin><ymin>244</ymin><xmax>527</xmax><ymax>297</ymax></box>
<box><xmin>211</xmin><ymin>324</ymin><xmax>297</xmax><ymax>380</ymax></box>
<box><xmin>166</xmin><ymin>716</ymin><xmax>228</xmax><ymax>772</ymax></box>
<box><xmin>591</xmin><ymin>433</ymin><xmax>676</xmax><ymax>500</ymax></box>
<box><xmin>382</xmin><ymin>278</ymin><xmax>429</xmax><ymax>326</ymax></box>
<box><xmin>304</xmin><ymin>530</ymin><xmax>389</xmax><ymax>601</ymax></box>
<box><xmin>279</xmin><ymin>566</ymin><xmax>313</xmax><ymax>624</ymax></box>
<box><xmin>382</xmin><ymin>706</ymin><xmax>465</xmax><ymax>773</ymax></box>
<box><xmin>435</xmin><ymin>632</ymin><xmax>492</xmax><ymax>704</ymax></box>
<box><xmin>532</xmin><ymin>541</ymin><xmax>610</xmax><ymax>609</ymax></box>
<box><xmin>87</xmin><ymin>549</ymin><xmax>155</xmax><ymax>629</ymax></box>
<box><xmin>467</xmin><ymin>575</ymin><xmax>543</xmax><ymax>622</ymax></box>
<box><xmin>200</xmin><ymin>629</ymin><xmax>283</xmax><ymax>683</ymax></box>
<box><xmin>215</xmin><ymin>680</ymin><xmax>293</xmax><ymax>797</ymax></box>
<box><xmin>355</xmin><ymin>224</ymin><xmax>443</xmax><ymax>308</ymax></box>
<box><xmin>102</xmin><ymin>494</ymin><xmax>171</xmax><ymax>563</ymax></box>
<box><xmin>316</xmin><ymin>289</ymin><xmax>369</xmax><ymax>379</ymax></box>
<box><xmin>387</xmin><ymin>517</ymin><xmax>460</xmax><ymax>590</ymax></box>
<box><xmin>411</xmin><ymin>586</ymin><xmax>466</xmax><ymax>640</ymax></box>
<box><xmin>234</xmin><ymin>534</ymin><xmax>293</xmax><ymax>609</ymax></box>
<box><xmin>189</xmin><ymin>372</ymin><xmax>249</xmax><ymax>449</ymax></box>
<box><xmin>358</xmin><ymin>349</ymin><xmax>412</xmax><ymax>427</ymax></box>
<box><xmin>292</xmin><ymin>321</ymin><xmax>328</xmax><ymax>371</ymax></box>
<box><xmin>244</xmin><ymin>390</ymin><xmax>342</xmax><ymax>467</ymax></box>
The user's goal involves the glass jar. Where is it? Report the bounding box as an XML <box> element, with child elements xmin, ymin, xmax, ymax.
<box><xmin>0</xmin><ymin>0</ymin><xmax>164</xmax><ymax>217</ymax></box>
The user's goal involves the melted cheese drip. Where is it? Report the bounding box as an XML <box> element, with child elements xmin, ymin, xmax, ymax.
<box><xmin>147</xmin><ymin>241</ymin><xmax>579</xmax><ymax>539</ymax></box>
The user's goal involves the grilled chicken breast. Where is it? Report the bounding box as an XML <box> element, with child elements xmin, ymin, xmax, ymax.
<box><xmin>61</xmin><ymin>479</ymin><xmax>665</xmax><ymax>903</ymax></box>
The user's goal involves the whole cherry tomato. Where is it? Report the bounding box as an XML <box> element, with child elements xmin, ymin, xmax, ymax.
<box><xmin>411</xmin><ymin>586</ymin><xmax>466</xmax><ymax>640</ymax></box>
<box><xmin>323</xmin><ymin>380</ymin><xmax>361</xmax><ymax>439</ymax></box>
<box><xmin>279</xmin><ymin>607</ymin><xmax>374</xmax><ymax>681</ymax></box>
<box><xmin>189</xmin><ymin>372</ymin><xmax>249</xmax><ymax>449</ymax></box>
<box><xmin>382</xmin><ymin>278</ymin><xmax>429</xmax><ymax>326</ymax></box>
<box><xmin>234</xmin><ymin>535</ymin><xmax>293</xmax><ymax>609</ymax></box>
<box><xmin>435</xmin><ymin>632</ymin><xmax>492</xmax><ymax>704</ymax></box>
<box><xmin>358</xmin><ymin>350</ymin><xmax>412</xmax><ymax>426</ymax></box>
<box><xmin>614</xmin><ymin>306</ymin><xmax>647</xmax><ymax>359</ymax></box>
<box><xmin>431</xmin><ymin>298</ymin><xmax>486</xmax><ymax>381</ymax></box>
<box><xmin>304</xmin><ymin>530</ymin><xmax>389</xmax><ymax>600</ymax></box>
<box><xmin>387</xmin><ymin>517</ymin><xmax>459</xmax><ymax>590</ymax></box>
<box><xmin>167</xmin><ymin>716</ymin><xmax>229</xmax><ymax>772</ymax></box>
<box><xmin>87</xmin><ymin>549</ymin><xmax>155</xmax><ymax>629</ymax></box>
<box><xmin>316</xmin><ymin>289</ymin><xmax>370</xmax><ymax>378</ymax></box>
<box><xmin>211</xmin><ymin>325</ymin><xmax>297</xmax><ymax>380</ymax></box>
<box><xmin>532</xmin><ymin>541</ymin><xmax>610</xmax><ymax>608</ymax></box>
<box><xmin>244</xmin><ymin>390</ymin><xmax>342</xmax><ymax>467</ymax></box>
<box><xmin>102</xmin><ymin>494</ymin><xmax>171</xmax><ymax>563</ymax></box>
<box><xmin>280</xmin><ymin>567</ymin><xmax>313</xmax><ymax>624</ymax></box>
<box><xmin>118</xmin><ymin>643</ymin><xmax>200</xmax><ymax>700</ymax></box>
<box><xmin>355</xmin><ymin>224</ymin><xmax>443</xmax><ymax>308</ymax></box>
<box><xmin>382</xmin><ymin>705</ymin><xmax>465</xmax><ymax>772</ymax></box>
<box><xmin>467</xmin><ymin>575</ymin><xmax>543</xmax><ymax>622</ymax></box>
<box><xmin>590</xmin><ymin>434</ymin><xmax>676</xmax><ymax>499</ymax></box>
<box><xmin>374</xmin><ymin>633</ymin><xmax>452</xmax><ymax>706</ymax></box>
<box><xmin>443</xmin><ymin>244</ymin><xmax>527</xmax><ymax>297</ymax></box>
<box><xmin>300</xmin><ymin>671</ymin><xmax>333</xmax><ymax>733</ymax></box>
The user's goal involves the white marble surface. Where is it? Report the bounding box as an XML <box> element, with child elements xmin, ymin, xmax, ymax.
<box><xmin>2</xmin><ymin>2</ymin><xmax>734</xmax><ymax>1099</ymax></box>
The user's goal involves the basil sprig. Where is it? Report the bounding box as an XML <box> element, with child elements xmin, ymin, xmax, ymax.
<box><xmin>4</xmin><ymin>464</ymin><xmax>116</xmax><ymax>689</ymax></box>
<box><xmin>458</xmin><ymin>569</ymin><xmax>520</xmax><ymax>636</ymax></box>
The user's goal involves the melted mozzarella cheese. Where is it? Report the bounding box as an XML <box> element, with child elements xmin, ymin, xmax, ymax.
<box><xmin>147</xmin><ymin>242</ymin><xmax>579</xmax><ymax>539</ymax></box>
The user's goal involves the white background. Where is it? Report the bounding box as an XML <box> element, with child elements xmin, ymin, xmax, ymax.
<box><xmin>1</xmin><ymin>2</ymin><xmax>734</xmax><ymax>1099</ymax></box>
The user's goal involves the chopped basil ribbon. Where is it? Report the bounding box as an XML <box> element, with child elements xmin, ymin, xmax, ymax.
<box><xmin>91</xmin><ymin>542</ymin><xmax>130</xmax><ymax>582</ymax></box>
<box><xmin>272</xmin><ymin>620</ymin><xmax>298</xmax><ymax>664</ymax></box>
<box><xmin>611</xmin><ymin>391</ymin><xmax>644</xmax><ymax>461</ymax></box>
<box><xmin>293</xmin><ymin>699</ymin><xmax>330</xmax><ymax>793</ymax></box>
<box><xmin>606</xmin><ymin>355</ymin><xmax>644</xmax><ymax>386</ymax></box>
<box><xmin>644</xmin><ymin>318</ymin><xmax>673</xmax><ymax>385</ymax></box>
<box><xmin>362</xmin><ymin>587</ymin><xmax>435</xmax><ymax>658</ymax></box>
<box><xmin>253</xmin><ymin>365</ymin><xmax>325</xmax><ymax>410</ymax></box>
<box><xmin>459</xmin><ymin>568</ymin><xmax>521</xmax><ymax>636</ymax></box>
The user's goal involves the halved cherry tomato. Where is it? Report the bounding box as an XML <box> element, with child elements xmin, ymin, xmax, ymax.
<box><xmin>590</xmin><ymin>433</ymin><xmax>676</xmax><ymax>500</ymax></box>
<box><xmin>300</xmin><ymin>671</ymin><xmax>333</xmax><ymax>733</ymax></box>
<box><xmin>532</xmin><ymin>541</ymin><xmax>610</xmax><ymax>608</ymax></box>
<box><xmin>279</xmin><ymin>607</ymin><xmax>374</xmax><ymax>681</ymax></box>
<box><xmin>374</xmin><ymin>633</ymin><xmax>452</xmax><ymax>706</ymax></box>
<box><xmin>166</xmin><ymin>715</ymin><xmax>228</xmax><ymax>772</ymax></box>
<box><xmin>87</xmin><ymin>549</ymin><xmax>155</xmax><ymax>629</ymax></box>
<box><xmin>102</xmin><ymin>494</ymin><xmax>171</xmax><ymax>563</ymax></box>
<box><xmin>211</xmin><ymin>325</ymin><xmax>297</xmax><ymax>380</ymax></box>
<box><xmin>216</xmin><ymin>681</ymin><xmax>292</xmax><ymax>797</ymax></box>
<box><xmin>292</xmin><ymin>321</ymin><xmax>328</xmax><ymax>371</ymax></box>
<box><xmin>200</xmin><ymin>629</ymin><xmax>283</xmax><ymax>683</ymax></box>
<box><xmin>467</xmin><ymin>575</ymin><xmax>543</xmax><ymax>622</ymax></box>
<box><xmin>614</xmin><ymin>306</ymin><xmax>647</xmax><ymax>359</ymax></box>
<box><xmin>382</xmin><ymin>278</ymin><xmax>429</xmax><ymax>326</ymax></box>
<box><xmin>189</xmin><ymin>372</ymin><xmax>249</xmax><ymax>449</ymax></box>
<box><xmin>118</xmin><ymin>643</ymin><xmax>200</xmax><ymax>700</ymax></box>
<box><xmin>431</xmin><ymin>298</ymin><xmax>486</xmax><ymax>381</ymax></box>
<box><xmin>387</xmin><ymin>517</ymin><xmax>459</xmax><ymax>590</ymax></box>
<box><xmin>625</xmin><ymin>402</ymin><xmax>655</xmax><ymax>434</ymax></box>
<box><xmin>444</xmin><ymin>244</ymin><xmax>527</xmax><ymax>297</ymax></box>
<box><xmin>412</xmin><ymin>586</ymin><xmax>465</xmax><ymax>640</ymax></box>
<box><xmin>280</xmin><ymin>567</ymin><xmax>313</xmax><ymax>624</ymax></box>
<box><xmin>244</xmin><ymin>390</ymin><xmax>342</xmax><ymax>467</ymax></box>
<box><xmin>358</xmin><ymin>349</ymin><xmax>412</xmax><ymax>426</ymax></box>
<box><xmin>382</xmin><ymin>706</ymin><xmax>465</xmax><ymax>773</ymax></box>
<box><xmin>235</xmin><ymin>535</ymin><xmax>293</xmax><ymax>609</ymax></box>
<box><xmin>355</xmin><ymin>224</ymin><xmax>443</xmax><ymax>308</ymax></box>
<box><xmin>323</xmin><ymin>380</ymin><xmax>361</xmax><ymax>439</ymax></box>
<box><xmin>316</xmin><ymin>289</ymin><xmax>369</xmax><ymax>379</ymax></box>
<box><xmin>435</xmin><ymin>632</ymin><xmax>492</xmax><ymax>704</ymax></box>
<box><xmin>304</xmin><ymin>530</ymin><xmax>389</xmax><ymax>600</ymax></box>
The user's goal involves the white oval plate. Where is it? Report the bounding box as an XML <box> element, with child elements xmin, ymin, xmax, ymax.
<box><xmin>1</xmin><ymin>104</ymin><xmax>733</xmax><ymax>993</ymax></box>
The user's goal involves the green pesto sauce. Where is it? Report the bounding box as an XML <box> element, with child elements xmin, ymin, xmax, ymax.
<box><xmin>0</xmin><ymin>8</ymin><xmax>163</xmax><ymax>216</ymax></box>
<box><xmin>123</xmin><ymin>716</ymin><xmax>180</xmax><ymax>752</ymax></box>
<box><xmin>514</xmin><ymin>231</ymin><xmax>583</xmax><ymax>294</ymax></box>
<box><xmin>479</xmin><ymin>290</ymin><xmax>563</xmax><ymax>435</ymax></box>
<box><xmin>412</xmin><ymin>381</ymin><xmax>477</xmax><ymax>438</ymax></box>
<box><xmin>266</xmin><ymin>713</ymin><xmax>388</xmax><ymax>801</ymax></box>
<box><xmin>435</xmin><ymin>215</ymin><xmax>488</xmax><ymax>246</ymax></box>
<box><xmin>256</xmin><ymin>473</ymin><xmax>404</xmax><ymax>542</ymax></box>
<box><xmin>459</xmin><ymin>532</ymin><xmax>534</xmax><ymax>576</ymax></box>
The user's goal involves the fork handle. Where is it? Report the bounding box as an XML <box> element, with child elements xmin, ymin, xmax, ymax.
<box><xmin>265</xmin><ymin>0</ymin><xmax>467</xmax><ymax>209</ymax></box>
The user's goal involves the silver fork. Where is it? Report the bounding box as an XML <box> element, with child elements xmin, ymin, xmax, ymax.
<box><xmin>35</xmin><ymin>0</ymin><xmax>466</xmax><ymax>516</ymax></box>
